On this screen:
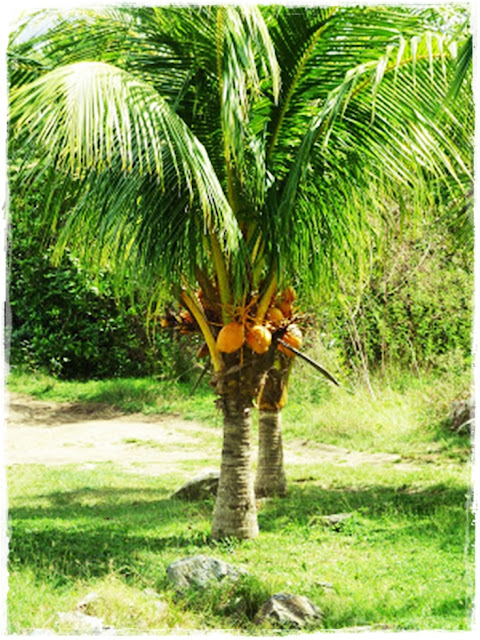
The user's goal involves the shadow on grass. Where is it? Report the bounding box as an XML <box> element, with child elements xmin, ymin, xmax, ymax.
<box><xmin>8</xmin><ymin>486</ymin><xmax>216</xmax><ymax>581</ymax></box>
<box><xmin>8</xmin><ymin>480</ymin><xmax>471</xmax><ymax>583</ymax></box>
<box><xmin>258</xmin><ymin>481</ymin><xmax>472</xmax><ymax>544</ymax></box>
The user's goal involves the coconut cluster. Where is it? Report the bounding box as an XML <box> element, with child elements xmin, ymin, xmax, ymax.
<box><xmin>216</xmin><ymin>287</ymin><xmax>302</xmax><ymax>357</ymax></box>
<box><xmin>162</xmin><ymin>285</ymin><xmax>302</xmax><ymax>359</ymax></box>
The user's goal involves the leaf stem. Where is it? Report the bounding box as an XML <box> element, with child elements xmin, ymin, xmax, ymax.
<box><xmin>181</xmin><ymin>289</ymin><xmax>224</xmax><ymax>373</ymax></box>
<box><xmin>256</xmin><ymin>272</ymin><xmax>277</xmax><ymax>323</ymax></box>
<box><xmin>210</xmin><ymin>235</ymin><xmax>233</xmax><ymax>324</ymax></box>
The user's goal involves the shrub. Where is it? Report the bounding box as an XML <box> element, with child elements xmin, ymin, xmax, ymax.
<box><xmin>6</xmin><ymin>193</ymin><xmax>198</xmax><ymax>381</ymax></box>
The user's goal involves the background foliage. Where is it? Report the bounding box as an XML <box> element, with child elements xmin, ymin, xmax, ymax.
<box><xmin>319</xmin><ymin>210</ymin><xmax>473</xmax><ymax>383</ymax></box>
<box><xmin>7</xmin><ymin>186</ymin><xmax>200</xmax><ymax>380</ymax></box>
<box><xmin>7</xmin><ymin>190</ymin><xmax>473</xmax><ymax>383</ymax></box>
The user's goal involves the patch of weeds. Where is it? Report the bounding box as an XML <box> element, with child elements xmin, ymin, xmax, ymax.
<box><xmin>175</xmin><ymin>574</ymin><xmax>271</xmax><ymax>629</ymax></box>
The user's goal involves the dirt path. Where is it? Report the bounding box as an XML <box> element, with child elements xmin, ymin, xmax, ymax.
<box><xmin>5</xmin><ymin>392</ymin><xmax>223</xmax><ymax>474</ymax></box>
<box><xmin>5</xmin><ymin>392</ymin><xmax>409</xmax><ymax>474</ymax></box>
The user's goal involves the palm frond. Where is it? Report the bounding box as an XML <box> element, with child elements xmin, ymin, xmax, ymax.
<box><xmin>9</xmin><ymin>61</ymin><xmax>252</xmax><ymax>299</ymax></box>
<box><xmin>8</xmin><ymin>4</ymin><xmax>472</xmax><ymax>309</ymax></box>
<box><xmin>256</xmin><ymin>22</ymin><xmax>472</xmax><ymax>290</ymax></box>
<box><xmin>10</xmin><ymin>61</ymin><xmax>238</xmax><ymax>248</ymax></box>
<box><xmin>264</xmin><ymin>5</ymin><xmax>459</xmax><ymax>174</ymax></box>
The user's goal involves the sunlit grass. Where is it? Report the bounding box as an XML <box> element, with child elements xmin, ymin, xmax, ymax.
<box><xmin>6</xmin><ymin>366</ymin><xmax>473</xmax><ymax>632</ymax></box>
<box><xmin>7</xmin><ymin>366</ymin><xmax>218</xmax><ymax>422</ymax></box>
<box><xmin>7</xmin><ymin>456</ymin><xmax>473</xmax><ymax>633</ymax></box>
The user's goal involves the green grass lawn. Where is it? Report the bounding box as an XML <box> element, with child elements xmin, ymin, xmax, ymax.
<box><xmin>6</xmin><ymin>367</ymin><xmax>474</xmax><ymax>633</ymax></box>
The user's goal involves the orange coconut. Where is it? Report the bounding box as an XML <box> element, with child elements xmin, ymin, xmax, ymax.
<box><xmin>278</xmin><ymin>324</ymin><xmax>302</xmax><ymax>356</ymax></box>
<box><xmin>246</xmin><ymin>324</ymin><xmax>272</xmax><ymax>354</ymax></box>
<box><xmin>277</xmin><ymin>300</ymin><xmax>292</xmax><ymax>318</ymax></box>
<box><xmin>266</xmin><ymin>307</ymin><xmax>284</xmax><ymax>327</ymax></box>
<box><xmin>216</xmin><ymin>322</ymin><xmax>245</xmax><ymax>353</ymax></box>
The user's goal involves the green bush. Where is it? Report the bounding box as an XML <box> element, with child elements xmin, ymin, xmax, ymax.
<box><xmin>6</xmin><ymin>193</ymin><xmax>198</xmax><ymax>381</ymax></box>
<box><xmin>322</xmin><ymin>233</ymin><xmax>473</xmax><ymax>378</ymax></box>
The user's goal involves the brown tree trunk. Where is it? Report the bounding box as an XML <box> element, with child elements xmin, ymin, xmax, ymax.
<box><xmin>255</xmin><ymin>351</ymin><xmax>293</xmax><ymax>498</ymax></box>
<box><xmin>255</xmin><ymin>408</ymin><xmax>287</xmax><ymax>497</ymax></box>
<box><xmin>211</xmin><ymin>393</ymin><xmax>259</xmax><ymax>539</ymax></box>
<box><xmin>211</xmin><ymin>350</ymin><xmax>270</xmax><ymax>539</ymax></box>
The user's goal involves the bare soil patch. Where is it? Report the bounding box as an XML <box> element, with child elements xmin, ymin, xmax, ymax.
<box><xmin>5</xmin><ymin>392</ymin><xmax>221</xmax><ymax>472</ymax></box>
<box><xmin>5</xmin><ymin>392</ymin><xmax>415</xmax><ymax>473</ymax></box>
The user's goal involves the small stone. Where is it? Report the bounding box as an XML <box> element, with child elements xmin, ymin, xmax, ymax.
<box><xmin>255</xmin><ymin>592</ymin><xmax>323</xmax><ymax>629</ymax></box>
<box><xmin>170</xmin><ymin>470</ymin><xmax>220</xmax><ymax>500</ymax></box>
<box><xmin>166</xmin><ymin>555</ymin><xmax>246</xmax><ymax>591</ymax></box>
<box><xmin>57</xmin><ymin>611</ymin><xmax>108</xmax><ymax>634</ymax></box>
<box><xmin>76</xmin><ymin>591</ymin><xmax>101</xmax><ymax>612</ymax></box>
<box><xmin>315</xmin><ymin>580</ymin><xmax>334</xmax><ymax>590</ymax></box>
<box><xmin>321</xmin><ymin>513</ymin><xmax>353</xmax><ymax>529</ymax></box>
<box><xmin>449</xmin><ymin>397</ymin><xmax>474</xmax><ymax>435</ymax></box>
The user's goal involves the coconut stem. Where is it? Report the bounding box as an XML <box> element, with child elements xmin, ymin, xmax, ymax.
<box><xmin>181</xmin><ymin>289</ymin><xmax>224</xmax><ymax>373</ymax></box>
<box><xmin>256</xmin><ymin>272</ymin><xmax>277</xmax><ymax>324</ymax></box>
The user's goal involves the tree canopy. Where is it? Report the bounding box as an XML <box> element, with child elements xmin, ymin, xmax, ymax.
<box><xmin>9</xmin><ymin>5</ymin><xmax>472</xmax><ymax>306</ymax></box>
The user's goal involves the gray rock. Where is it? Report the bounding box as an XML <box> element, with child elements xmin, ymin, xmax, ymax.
<box><xmin>308</xmin><ymin>513</ymin><xmax>353</xmax><ymax>529</ymax></box>
<box><xmin>57</xmin><ymin>611</ymin><xmax>115</xmax><ymax>634</ymax></box>
<box><xmin>76</xmin><ymin>591</ymin><xmax>101</xmax><ymax>612</ymax></box>
<box><xmin>170</xmin><ymin>470</ymin><xmax>220</xmax><ymax>500</ymax></box>
<box><xmin>314</xmin><ymin>580</ymin><xmax>334</xmax><ymax>590</ymax></box>
<box><xmin>449</xmin><ymin>397</ymin><xmax>474</xmax><ymax>435</ymax></box>
<box><xmin>255</xmin><ymin>592</ymin><xmax>323</xmax><ymax>629</ymax></box>
<box><xmin>323</xmin><ymin>513</ymin><xmax>353</xmax><ymax>528</ymax></box>
<box><xmin>310</xmin><ymin>512</ymin><xmax>353</xmax><ymax>530</ymax></box>
<box><xmin>166</xmin><ymin>555</ymin><xmax>245</xmax><ymax>591</ymax></box>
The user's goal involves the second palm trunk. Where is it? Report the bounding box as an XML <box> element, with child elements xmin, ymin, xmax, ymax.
<box><xmin>255</xmin><ymin>351</ymin><xmax>293</xmax><ymax>498</ymax></box>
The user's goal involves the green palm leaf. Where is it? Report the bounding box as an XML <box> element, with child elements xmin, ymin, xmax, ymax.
<box><xmin>10</xmin><ymin>61</ymin><xmax>242</xmax><ymax>276</ymax></box>
<box><xmin>8</xmin><ymin>4</ymin><xmax>472</xmax><ymax>300</ymax></box>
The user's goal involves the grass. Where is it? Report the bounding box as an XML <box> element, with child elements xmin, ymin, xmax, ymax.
<box><xmin>7</xmin><ymin>366</ymin><xmax>219</xmax><ymax>422</ymax></box>
<box><xmin>5</xmin><ymin>365</ymin><xmax>474</xmax><ymax>633</ymax></box>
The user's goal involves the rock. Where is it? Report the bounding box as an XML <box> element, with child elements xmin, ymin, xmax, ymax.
<box><xmin>57</xmin><ymin>611</ymin><xmax>115</xmax><ymax>634</ymax></box>
<box><xmin>314</xmin><ymin>580</ymin><xmax>334</xmax><ymax>590</ymax></box>
<box><xmin>255</xmin><ymin>593</ymin><xmax>323</xmax><ymax>629</ymax></box>
<box><xmin>170</xmin><ymin>470</ymin><xmax>220</xmax><ymax>500</ymax></box>
<box><xmin>309</xmin><ymin>512</ymin><xmax>353</xmax><ymax>530</ymax></box>
<box><xmin>449</xmin><ymin>397</ymin><xmax>474</xmax><ymax>435</ymax></box>
<box><xmin>76</xmin><ymin>591</ymin><xmax>101</xmax><ymax>612</ymax></box>
<box><xmin>166</xmin><ymin>555</ymin><xmax>245</xmax><ymax>591</ymax></box>
<box><xmin>322</xmin><ymin>512</ymin><xmax>353</xmax><ymax>526</ymax></box>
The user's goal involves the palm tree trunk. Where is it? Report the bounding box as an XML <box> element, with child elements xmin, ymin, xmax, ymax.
<box><xmin>211</xmin><ymin>350</ymin><xmax>271</xmax><ymax>539</ymax></box>
<box><xmin>211</xmin><ymin>394</ymin><xmax>259</xmax><ymax>539</ymax></box>
<box><xmin>255</xmin><ymin>351</ymin><xmax>293</xmax><ymax>498</ymax></box>
<box><xmin>255</xmin><ymin>408</ymin><xmax>287</xmax><ymax>497</ymax></box>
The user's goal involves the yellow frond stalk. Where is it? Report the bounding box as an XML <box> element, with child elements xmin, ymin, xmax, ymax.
<box><xmin>255</xmin><ymin>272</ymin><xmax>277</xmax><ymax>324</ymax></box>
<box><xmin>181</xmin><ymin>289</ymin><xmax>224</xmax><ymax>373</ymax></box>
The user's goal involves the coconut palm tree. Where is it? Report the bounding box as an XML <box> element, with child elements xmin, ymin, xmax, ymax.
<box><xmin>8</xmin><ymin>5</ymin><xmax>472</xmax><ymax>538</ymax></box>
